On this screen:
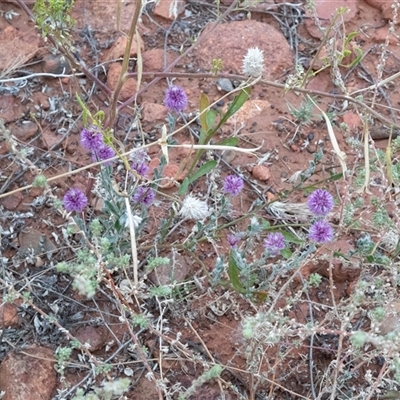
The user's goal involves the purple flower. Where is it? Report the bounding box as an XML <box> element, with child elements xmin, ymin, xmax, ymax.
<box><xmin>165</xmin><ymin>85</ymin><xmax>188</xmax><ymax>113</ymax></box>
<box><xmin>227</xmin><ymin>233</ymin><xmax>241</xmax><ymax>248</ymax></box>
<box><xmin>133</xmin><ymin>186</ymin><xmax>155</xmax><ymax>207</ymax></box>
<box><xmin>80</xmin><ymin>125</ymin><xmax>104</xmax><ymax>151</ymax></box>
<box><xmin>63</xmin><ymin>188</ymin><xmax>88</xmax><ymax>212</ymax></box>
<box><xmin>263</xmin><ymin>232</ymin><xmax>285</xmax><ymax>256</ymax></box>
<box><xmin>223</xmin><ymin>175</ymin><xmax>244</xmax><ymax>197</ymax></box>
<box><xmin>307</xmin><ymin>189</ymin><xmax>334</xmax><ymax>216</ymax></box>
<box><xmin>131</xmin><ymin>162</ymin><xmax>150</xmax><ymax>177</ymax></box>
<box><xmin>92</xmin><ymin>144</ymin><xmax>115</xmax><ymax>165</ymax></box>
<box><xmin>308</xmin><ymin>220</ymin><xmax>334</xmax><ymax>243</ymax></box>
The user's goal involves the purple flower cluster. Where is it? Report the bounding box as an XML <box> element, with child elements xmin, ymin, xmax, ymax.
<box><xmin>80</xmin><ymin>125</ymin><xmax>114</xmax><ymax>165</ymax></box>
<box><xmin>227</xmin><ymin>233</ymin><xmax>241</xmax><ymax>248</ymax></box>
<box><xmin>307</xmin><ymin>189</ymin><xmax>335</xmax><ymax>244</ymax></box>
<box><xmin>63</xmin><ymin>188</ymin><xmax>88</xmax><ymax>212</ymax></box>
<box><xmin>307</xmin><ymin>189</ymin><xmax>334</xmax><ymax>216</ymax></box>
<box><xmin>131</xmin><ymin>162</ymin><xmax>150</xmax><ymax>177</ymax></box>
<box><xmin>263</xmin><ymin>232</ymin><xmax>285</xmax><ymax>256</ymax></box>
<box><xmin>92</xmin><ymin>144</ymin><xmax>115</xmax><ymax>165</ymax></box>
<box><xmin>223</xmin><ymin>175</ymin><xmax>244</xmax><ymax>197</ymax></box>
<box><xmin>308</xmin><ymin>220</ymin><xmax>334</xmax><ymax>243</ymax></box>
<box><xmin>165</xmin><ymin>85</ymin><xmax>188</xmax><ymax>113</ymax></box>
<box><xmin>133</xmin><ymin>186</ymin><xmax>155</xmax><ymax>207</ymax></box>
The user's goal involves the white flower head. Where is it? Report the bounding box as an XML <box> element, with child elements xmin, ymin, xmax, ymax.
<box><xmin>242</xmin><ymin>47</ymin><xmax>264</xmax><ymax>77</ymax></box>
<box><xmin>179</xmin><ymin>194</ymin><xmax>209</xmax><ymax>221</ymax></box>
<box><xmin>124</xmin><ymin>214</ymin><xmax>143</xmax><ymax>229</ymax></box>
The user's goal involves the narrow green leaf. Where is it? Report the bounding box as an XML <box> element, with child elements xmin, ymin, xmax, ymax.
<box><xmin>178</xmin><ymin>178</ymin><xmax>190</xmax><ymax>196</ymax></box>
<box><xmin>281</xmin><ymin>231</ymin><xmax>304</xmax><ymax>245</ymax></box>
<box><xmin>228</xmin><ymin>250</ymin><xmax>246</xmax><ymax>294</ymax></box>
<box><xmin>219</xmin><ymin>87</ymin><xmax>251</xmax><ymax>126</ymax></box>
<box><xmin>188</xmin><ymin>160</ymin><xmax>217</xmax><ymax>183</ymax></box>
<box><xmin>206</xmin><ymin>109</ymin><xmax>217</xmax><ymax>130</ymax></box>
<box><xmin>199</xmin><ymin>93</ymin><xmax>209</xmax><ymax>132</ymax></box>
<box><xmin>214</xmin><ymin>137</ymin><xmax>239</xmax><ymax>147</ymax></box>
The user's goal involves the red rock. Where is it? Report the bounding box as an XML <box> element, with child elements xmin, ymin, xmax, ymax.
<box><xmin>372</xmin><ymin>27</ymin><xmax>400</xmax><ymax>44</ymax></box>
<box><xmin>153</xmin><ymin>0</ymin><xmax>185</xmax><ymax>20</ymax></box>
<box><xmin>107</xmin><ymin>63</ymin><xmax>137</xmax><ymax>102</ymax></box>
<box><xmin>74</xmin><ymin>326</ymin><xmax>107</xmax><ymax>352</ymax></box>
<box><xmin>41</xmin><ymin>129</ymin><xmax>62</xmax><ymax>150</ymax></box>
<box><xmin>363</xmin><ymin>0</ymin><xmax>384</xmax><ymax>9</ymax></box>
<box><xmin>226</xmin><ymin>100</ymin><xmax>271</xmax><ymax>127</ymax></box>
<box><xmin>0</xmin><ymin>345</ymin><xmax>57</xmax><ymax>400</ymax></box>
<box><xmin>142</xmin><ymin>48</ymin><xmax>174</xmax><ymax>71</ymax></box>
<box><xmin>0</xmin><ymin>25</ymin><xmax>40</xmax><ymax>71</ymax></box>
<box><xmin>342</xmin><ymin>112</ymin><xmax>361</xmax><ymax>129</ymax></box>
<box><xmin>290</xmin><ymin>144</ymin><xmax>300</xmax><ymax>153</ymax></box>
<box><xmin>0</xmin><ymin>96</ymin><xmax>18</xmax><ymax>123</ymax></box>
<box><xmin>161</xmin><ymin>163</ymin><xmax>182</xmax><ymax>188</ymax></box>
<box><xmin>107</xmin><ymin>34</ymin><xmax>144</xmax><ymax>60</ymax></box>
<box><xmin>0</xmin><ymin>192</ymin><xmax>23</xmax><ymax>211</ymax></box>
<box><xmin>195</xmin><ymin>20</ymin><xmax>292</xmax><ymax>78</ymax></box>
<box><xmin>252</xmin><ymin>165</ymin><xmax>271</xmax><ymax>181</ymax></box>
<box><xmin>305</xmin><ymin>0</ymin><xmax>359</xmax><ymax>39</ymax></box>
<box><xmin>13</xmin><ymin>122</ymin><xmax>37</xmax><ymax>141</ymax></box>
<box><xmin>382</xmin><ymin>2</ymin><xmax>397</xmax><ymax>20</ymax></box>
<box><xmin>32</xmin><ymin>92</ymin><xmax>50</xmax><ymax>111</ymax></box>
<box><xmin>141</xmin><ymin>101</ymin><xmax>167</xmax><ymax>123</ymax></box>
<box><xmin>0</xmin><ymin>298</ymin><xmax>22</xmax><ymax>327</ymax></box>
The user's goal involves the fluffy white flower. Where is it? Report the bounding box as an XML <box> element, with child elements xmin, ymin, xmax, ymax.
<box><xmin>242</xmin><ymin>47</ymin><xmax>264</xmax><ymax>77</ymax></box>
<box><xmin>179</xmin><ymin>194</ymin><xmax>209</xmax><ymax>220</ymax></box>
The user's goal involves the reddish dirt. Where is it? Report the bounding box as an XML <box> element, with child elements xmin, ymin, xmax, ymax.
<box><xmin>1</xmin><ymin>0</ymin><xmax>400</xmax><ymax>399</ymax></box>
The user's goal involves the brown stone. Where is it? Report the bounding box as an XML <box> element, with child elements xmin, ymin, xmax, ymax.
<box><xmin>107</xmin><ymin>63</ymin><xmax>137</xmax><ymax>102</ymax></box>
<box><xmin>153</xmin><ymin>0</ymin><xmax>185</xmax><ymax>20</ymax></box>
<box><xmin>107</xmin><ymin>34</ymin><xmax>144</xmax><ymax>60</ymax></box>
<box><xmin>141</xmin><ymin>101</ymin><xmax>167</xmax><ymax>123</ymax></box>
<box><xmin>252</xmin><ymin>165</ymin><xmax>271</xmax><ymax>181</ymax></box>
<box><xmin>142</xmin><ymin>49</ymin><xmax>174</xmax><ymax>71</ymax></box>
<box><xmin>305</xmin><ymin>0</ymin><xmax>359</xmax><ymax>39</ymax></box>
<box><xmin>149</xmin><ymin>253</ymin><xmax>193</xmax><ymax>285</ymax></box>
<box><xmin>0</xmin><ymin>345</ymin><xmax>57</xmax><ymax>400</ymax></box>
<box><xmin>18</xmin><ymin>229</ymin><xmax>57</xmax><ymax>256</ymax></box>
<box><xmin>195</xmin><ymin>20</ymin><xmax>292</xmax><ymax>78</ymax></box>
<box><xmin>0</xmin><ymin>192</ymin><xmax>23</xmax><ymax>211</ymax></box>
<box><xmin>13</xmin><ymin>122</ymin><xmax>38</xmax><ymax>142</ymax></box>
<box><xmin>41</xmin><ymin>54</ymin><xmax>71</xmax><ymax>75</ymax></box>
<box><xmin>74</xmin><ymin>326</ymin><xmax>107</xmax><ymax>352</ymax></box>
<box><xmin>0</xmin><ymin>298</ymin><xmax>22</xmax><ymax>327</ymax></box>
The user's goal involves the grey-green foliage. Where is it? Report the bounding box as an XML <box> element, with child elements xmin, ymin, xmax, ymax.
<box><xmin>178</xmin><ymin>365</ymin><xmax>223</xmax><ymax>400</ymax></box>
<box><xmin>56</xmin><ymin>249</ymin><xmax>98</xmax><ymax>298</ymax></box>
<box><xmin>71</xmin><ymin>378</ymin><xmax>130</xmax><ymax>400</ymax></box>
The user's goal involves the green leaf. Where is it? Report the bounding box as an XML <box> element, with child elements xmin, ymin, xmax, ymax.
<box><xmin>281</xmin><ymin>231</ymin><xmax>304</xmax><ymax>245</ymax></box>
<box><xmin>214</xmin><ymin>137</ymin><xmax>239</xmax><ymax>147</ymax></box>
<box><xmin>188</xmin><ymin>160</ymin><xmax>217</xmax><ymax>183</ymax></box>
<box><xmin>329</xmin><ymin>172</ymin><xmax>343</xmax><ymax>182</ymax></box>
<box><xmin>178</xmin><ymin>178</ymin><xmax>190</xmax><ymax>196</ymax></box>
<box><xmin>219</xmin><ymin>87</ymin><xmax>251</xmax><ymax>127</ymax></box>
<box><xmin>199</xmin><ymin>93</ymin><xmax>209</xmax><ymax>132</ymax></box>
<box><xmin>281</xmin><ymin>248</ymin><xmax>292</xmax><ymax>259</ymax></box>
<box><xmin>228</xmin><ymin>250</ymin><xmax>246</xmax><ymax>294</ymax></box>
<box><xmin>206</xmin><ymin>109</ymin><xmax>217</xmax><ymax>131</ymax></box>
